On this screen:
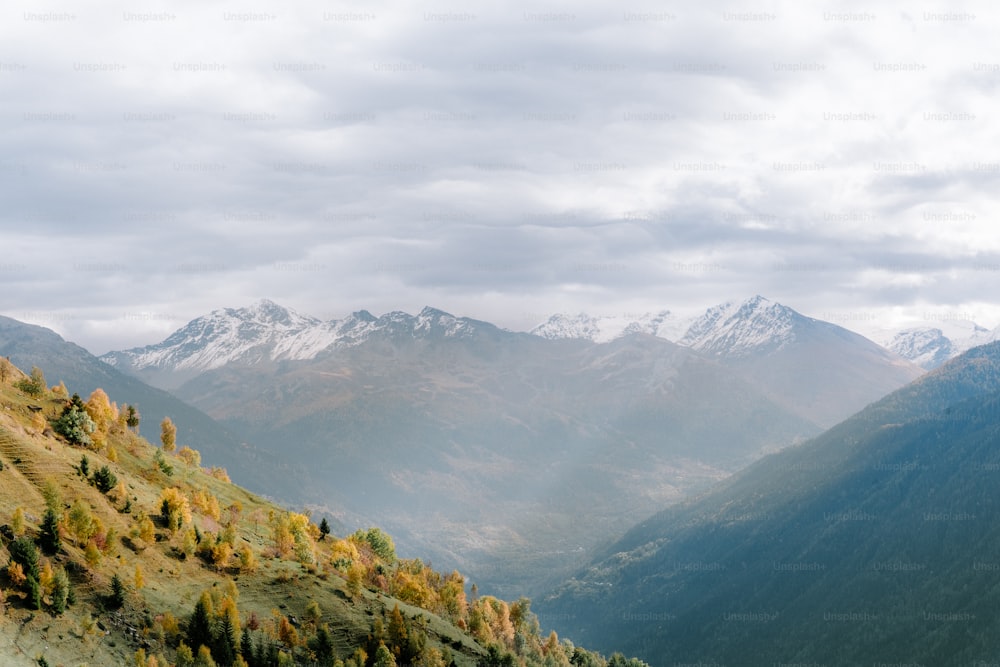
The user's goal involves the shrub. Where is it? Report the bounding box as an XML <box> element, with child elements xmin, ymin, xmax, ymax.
<box><xmin>14</xmin><ymin>366</ymin><xmax>46</xmax><ymax>397</ymax></box>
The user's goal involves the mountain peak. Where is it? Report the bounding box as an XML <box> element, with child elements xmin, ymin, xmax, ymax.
<box><xmin>679</xmin><ymin>296</ymin><xmax>804</xmax><ymax>357</ymax></box>
<box><xmin>231</xmin><ymin>299</ymin><xmax>317</xmax><ymax>328</ymax></box>
<box><xmin>418</xmin><ymin>306</ymin><xmax>453</xmax><ymax>319</ymax></box>
<box><xmin>350</xmin><ymin>309</ymin><xmax>377</xmax><ymax>323</ymax></box>
<box><xmin>530</xmin><ymin>309</ymin><xmax>680</xmax><ymax>343</ymax></box>
<box><xmin>884</xmin><ymin>322</ymin><xmax>1000</xmax><ymax>370</ymax></box>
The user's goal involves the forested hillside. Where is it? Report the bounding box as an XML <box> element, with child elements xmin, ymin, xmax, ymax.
<box><xmin>0</xmin><ymin>357</ymin><xmax>645</xmax><ymax>667</ymax></box>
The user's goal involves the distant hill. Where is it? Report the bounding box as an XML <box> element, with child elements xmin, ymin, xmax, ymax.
<box><xmin>0</xmin><ymin>357</ymin><xmax>641</xmax><ymax>667</ymax></box>
<box><xmin>537</xmin><ymin>341</ymin><xmax>1000</xmax><ymax>666</ymax></box>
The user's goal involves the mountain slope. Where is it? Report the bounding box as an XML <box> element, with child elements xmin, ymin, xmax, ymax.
<box><xmin>537</xmin><ymin>341</ymin><xmax>1000</xmax><ymax>666</ymax></box>
<box><xmin>0</xmin><ymin>359</ymin><xmax>644</xmax><ymax>667</ymax></box>
<box><xmin>678</xmin><ymin>296</ymin><xmax>924</xmax><ymax>428</ymax></box>
<box><xmin>0</xmin><ymin>315</ymin><xmax>276</xmax><ymax>494</ymax></box>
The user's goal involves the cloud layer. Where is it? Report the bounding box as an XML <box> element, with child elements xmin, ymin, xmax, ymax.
<box><xmin>1</xmin><ymin>0</ymin><xmax>998</xmax><ymax>352</ymax></box>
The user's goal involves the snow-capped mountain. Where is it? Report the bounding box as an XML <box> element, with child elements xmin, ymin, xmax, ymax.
<box><xmin>532</xmin><ymin>296</ymin><xmax>822</xmax><ymax>358</ymax></box>
<box><xmin>672</xmin><ymin>295</ymin><xmax>923</xmax><ymax>427</ymax></box>
<box><xmin>100</xmin><ymin>300</ymin><xmax>492</xmax><ymax>389</ymax></box>
<box><xmin>875</xmin><ymin>321</ymin><xmax>1000</xmax><ymax>370</ymax></box>
<box><xmin>530</xmin><ymin>310</ymin><xmax>685</xmax><ymax>343</ymax></box>
<box><xmin>678</xmin><ymin>295</ymin><xmax>801</xmax><ymax>358</ymax></box>
<box><xmin>883</xmin><ymin>328</ymin><xmax>956</xmax><ymax>370</ymax></box>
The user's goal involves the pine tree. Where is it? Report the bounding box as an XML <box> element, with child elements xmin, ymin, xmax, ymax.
<box><xmin>27</xmin><ymin>576</ymin><xmax>42</xmax><ymax>609</ymax></box>
<box><xmin>40</xmin><ymin>506</ymin><xmax>64</xmax><ymax>554</ymax></box>
<box><xmin>8</xmin><ymin>537</ymin><xmax>40</xmax><ymax>582</ymax></box>
<box><xmin>319</xmin><ymin>517</ymin><xmax>331</xmax><ymax>541</ymax></box>
<box><xmin>309</xmin><ymin>625</ymin><xmax>336</xmax><ymax>666</ymax></box>
<box><xmin>109</xmin><ymin>573</ymin><xmax>126</xmax><ymax>609</ymax></box>
<box><xmin>240</xmin><ymin>627</ymin><xmax>254</xmax><ymax>664</ymax></box>
<box><xmin>93</xmin><ymin>465</ymin><xmax>118</xmax><ymax>493</ymax></box>
<box><xmin>125</xmin><ymin>404</ymin><xmax>140</xmax><ymax>430</ymax></box>
<box><xmin>187</xmin><ymin>594</ymin><xmax>214</xmax><ymax>656</ymax></box>
<box><xmin>213</xmin><ymin>612</ymin><xmax>237</xmax><ymax>666</ymax></box>
<box><xmin>53</xmin><ymin>393</ymin><xmax>97</xmax><ymax>446</ymax></box>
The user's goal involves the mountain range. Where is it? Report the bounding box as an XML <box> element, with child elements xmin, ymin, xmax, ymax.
<box><xmin>535</xmin><ymin>303</ymin><xmax>1000</xmax><ymax>373</ymax></box>
<box><xmin>537</xmin><ymin>341</ymin><xmax>1000</xmax><ymax>665</ymax></box>
<box><xmin>91</xmin><ymin>296</ymin><xmax>922</xmax><ymax>598</ymax></box>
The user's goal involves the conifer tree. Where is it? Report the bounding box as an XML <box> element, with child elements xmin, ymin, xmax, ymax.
<box><xmin>39</xmin><ymin>508</ymin><xmax>61</xmax><ymax>555</ymax></box>
<box><xmin>51</xmin><ymin>567</ymin><xmax>70</xmax><ymax>615</ymax></box>
<box><xmin>53</xmin><ymin>393</ymin><xmax>96</xmax><ymax>446</ymax></box>
<box><xmin>213</xmin><ymin>612</ymin><xmax>237</xmax><ymax>666</ymax></box>
<box><xmin>109</xmin><ymin>574</ymin><xmax>126</xmax><ymax>609</ymax></box>
<box><xmin>187</xmin><ymin>594</ymin><xmax>214</xmax><ymax>655</ymax></box>
<box><xmin>125</xmin><ymin>404</ymin><xmax>140</xmax><ymax>430</ymax></box>
<box><xmin>319</xmin><ymin>517</ymin><xmax>331</xmax><ymax>541</ymax></box>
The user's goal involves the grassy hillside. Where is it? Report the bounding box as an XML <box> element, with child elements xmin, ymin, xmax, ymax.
<box><xmin>0</xmin><ymin>315</ymin><xmax>278</xmax><ymax>496</ymax></box>
<box><xmin>0</xmin><ymin>358</ymin><xmax>644</xmax><ymax>667</ymax></box>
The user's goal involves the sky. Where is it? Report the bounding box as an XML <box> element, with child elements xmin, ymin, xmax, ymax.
<box><xmin>2</xmin><ymin>0</ymin><xmax>999</xmax><ymax>354</ymax></box>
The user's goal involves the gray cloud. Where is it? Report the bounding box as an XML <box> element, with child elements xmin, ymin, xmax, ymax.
<box><xmin>1</xmin><ymin>0</ymin><xmax>998</xmax><ymax>352</ymax></box>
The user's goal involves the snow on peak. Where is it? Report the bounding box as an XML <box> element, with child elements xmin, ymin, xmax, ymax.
<box><xmin>103</xmin><ymin>302</ymin><xmax>488</xmax><ymax>373</ymax></box>
<box><xmin>884</xmin><ymin>328</ymin><xmax>954</xmax><ymax>370</ymax></box>
<box><xmin>530</xmin><ymin>310</ymin><xmax>679</xmax><ymax>343</ymax></box>
<box><xmin>882</xmin><ymin>321</ymin><xmax>1000</xmax><ymax>369</ymax></box>
<box><xmin>116</xmin><ymin>301</ymin><xmax>324</xmax><ymax>372</ymax></box>
<box><xmin>414</xmin><ymin>307</ymin><xmax>474</xmax><ymax>337</ymax></box>
<box><xmin>679</xmin><ymin>296</ymin><xmax>802</xmax><ymax>357</ymax></box>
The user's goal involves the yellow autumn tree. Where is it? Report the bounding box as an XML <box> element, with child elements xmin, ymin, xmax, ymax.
<box><xmin>160</xmin><ymin>487</ymin><xmax>192</xmax><ymax>533</ymax></box>
<box><xmin>68</xmin><ymin>499</ymin><xmax>100</xmax><ymax>546</ymax></box>
<box><xmin>85</xmin><ymin>388</ymin><xmax>116</xmax><ymax>448</ymax></box>
<box><xmin>11</xmin><ymin>507</ymin><xmax>26</xmax><ymax>536</ymax></box>
<box><xmin>177</xmin><ymin>446</ymin><xmax>201</xmax><ymax>466</ymax></box>
<box><xmin>238</xmin><ymin>544</ymin><xmax>258</xmax><ymax>573</ymax></box>
<box><xmin>160</xmin><ymin>417</ymin><xmax>177</xmax><ymax>453</ymax></box>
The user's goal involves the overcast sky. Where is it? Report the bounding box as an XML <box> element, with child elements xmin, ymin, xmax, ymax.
<box><xmin>2</xmin><ymin>0</ymin><xmax>999</xmax><ymax>354</ymax></box>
